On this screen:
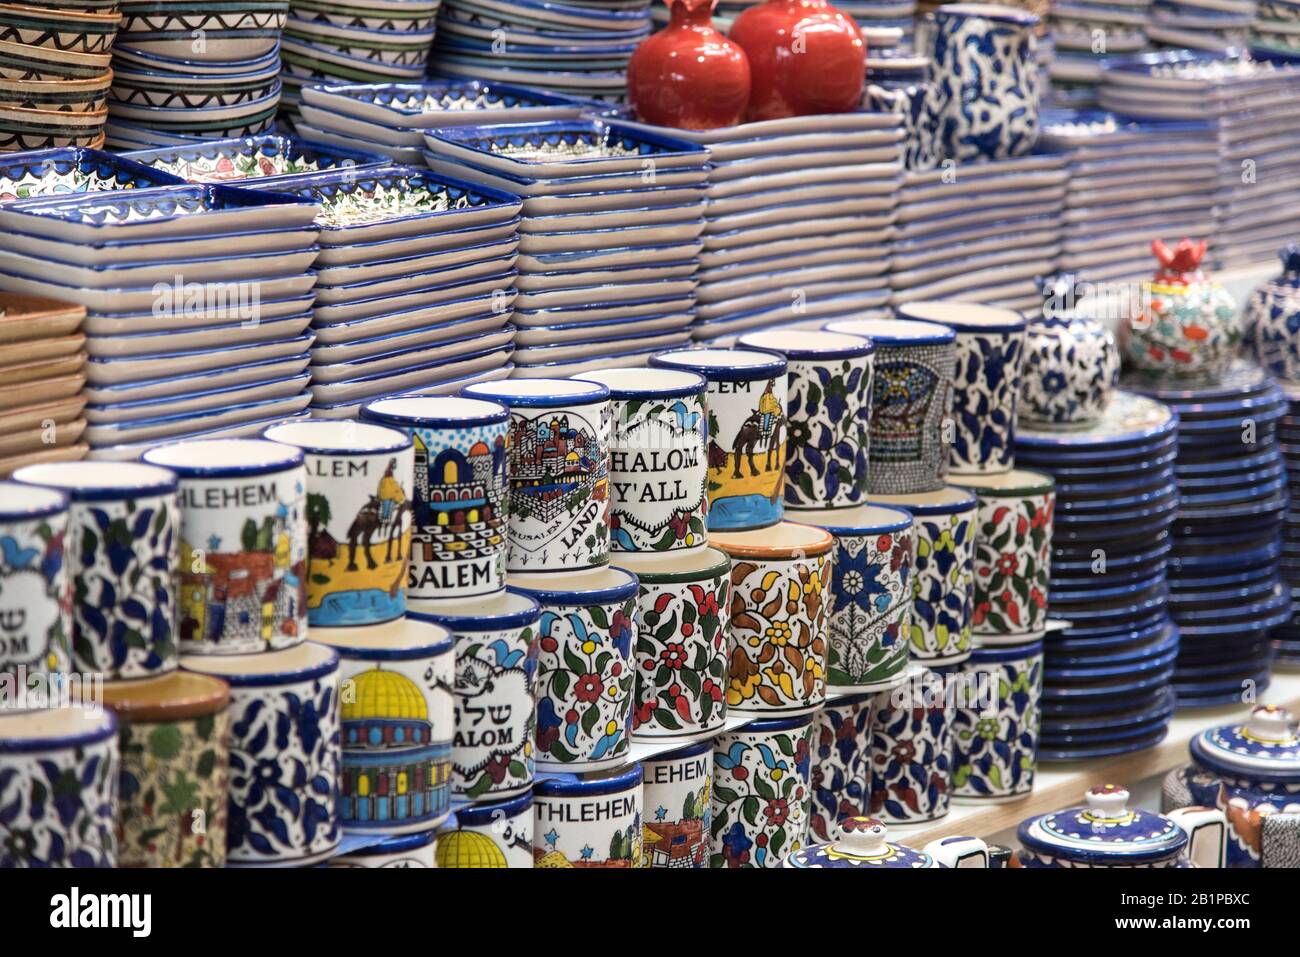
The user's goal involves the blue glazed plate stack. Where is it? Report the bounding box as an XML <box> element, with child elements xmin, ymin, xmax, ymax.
<box><xmin>618</xmin><ymin>111</ymin><xmax>901</xmax><ymax>342</ymax></box>
<box><xmin>423</xmin><ymin>118</ymin><xmax>708</xmax><ymax>375</ymax></box>
<box><xmin>1273</xmin><ymin>378</ymin><xmax>1300</xmax><ymax>666</ymax></box>
<box><xmin>280</xmin><ymin>0</ymin><xmax>443</xmax><ymax>114</ymax></box>
<box><xmin>107</xmin><ymin>0</ymin><xmax>288</xmax><ymax>149</ymax></box>
<box><xmin>1146</xmin><ymin>0</ymin><xmax>1256</xmax><ymax>51</ymax></box>
<box><xmin>892</xmin><ymin>150</ymin><xmax>1068</xmax><ymax>317</ymax></box>
<box><xmin>1253</xmin><ymin>0</ymin><xmax>1300</xmax><ymax>56</ymax></box>
<box><xmin>0</xmin><ymin>172</ymin><xmax>324</xmax><ymax>460</ymax></box>
<box><xmin>1098</xmin><ymin>49</ymin><xmax>1300</xmax><ymax>269</ymax></box>
<box><xmin>1038</xmin><ymin>110</ymin><xmax>1217</xmax><ymax>285</ymax></box>
<box><xmin>1126</xmin><ymin>361</ymin><xmax>1289</xmax><ymax>706</ymax></box>
<box><xmin>1047</xmin><ymin>0</ymin><xmax>1152</xmax><ymax>107</ymax></box>
<box><xmin>703</xmin><ymin>0</ymin><xmax>916</xmax><ymax>52</ymax></box>
<box><xmin>1015</xmin><ymin>391</ymin><xmax>1181</xmax><ymax>759</ymax></box>
<box><xmin>252</xmin><ymin>164</ymin><xmax>522</xmax><ymax>417</ymax></box>
<box><xmin>293</xmin><ymin>78</ymin><xmax>594</xmax><ymax>164</ymax></box>
<box><xmin>429</xmin><ymin>0</ymin><xmax>651</xmax><ymax>104</ymax></box>
<box><xmin>124</xmin><ymin>133</ymin><xmax>390</xmax><ymax>183</ymax></box>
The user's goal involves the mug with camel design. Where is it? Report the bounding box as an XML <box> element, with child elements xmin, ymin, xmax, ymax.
<box><xmin>738</xmin><ymin>329</ymin><xmax>876</xmax><ymax>511</ymax></box>
<box><xmin>264</xmin><ymin>420</ymin><xmax>414</xmax><ymax>627</ymax></box>
<box><xmin>650</xmin><ymin>347</ymin><xmax>789</xmax><ymax>532</ymax></box>
<box><xmin>361</xmin><ymin>396</ymin><xmax>511</xmax><ymax>595</ymax></box>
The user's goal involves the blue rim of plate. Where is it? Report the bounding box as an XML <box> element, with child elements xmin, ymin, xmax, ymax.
<box><xmin>1042</xmin><ymin>687</ymin><xmax>1177</xmax><ymax>732</ymax></box>
<box><xmin>451</xmin><ymin>789</ymin><xmax>533</xmax><ymax>826</ymax></box>
<box><xmin>1170</xmin><ymin>561</ymin><xmax>1281</xmax><ymax>589</ymax></box>
<box><xmin>1055</xmin><ymin>517</ymin><xmax>1178</xmax><ymax>545</ymax></box>
<box><xmin>1177</xmin><ymin>447</ymin><xmax>1288</xmax><ymax>477</ymax></box>
<box><xmin>1022</xmin><ymin>448</ymin><xmax>1179</xmax><ymax>477</ymax></box>
<box><xmin>0</xmin><ymin>708</ymin><xmax>118</xmax><ymax>754</ymax></box>
<box><xmin>1174</xmin><ymin>671</ymin><xmax>1272</xmax><ymax>708</ymax></box>
<box><xmin>1055</xmin><ymin>481</ymin><xmax>1179</xmax><ymax>512</ymax></box>
<box><xmin>1176</xmin><ymin>607</ymin><xmax>1293</xmax><ymax>637</ymax></box>
<box><xmin>1048</xmin><ymin>631</ymin><xmax>1179</xmax><ymax>668</ymax></box>
<box><xmin>142</xmin><ymin>438</ymin><xmax>305</xmax><ymax>478</ymax></box>
<box><xmin>461</xmin><ymin>377</ymin><xmax>609</xmax><ymax>407</ymax></box>
<box><xmin>1177</xmin><ymin>476</ymin><xmax>1287</xmax><ymax>507</ymax></box>
<box><xmin>182</xmin><ymin>645</ymin><xmax>340</xmax><ymax>687</ymax></box>
<box><xmin>570</xmin><ymin>367</ymin><xmax>707</xmax><ymax>400</ymax></box>
<box><xmin>1050</xmin><ymin>567</ymin><xmax>1169</xmax><ymax>592</ymax></box>
<box><xmin>1048</xmin><ymin>620</ymin><xmax>1175</xmax><ymax>653</ymax></box>
<box><xmin>1050</xmin><ymin>470</ymin><xmax>1176</xmax><ymax>496</ymax></box>
<box><xmin>1041</xmin><ymin>684</ymin><xmax>1172</xmax><ymax>717</ymax></box>
<box><xmin>510</xmin><ymin>566</ymin><xmax>638</xmax><ymax>605</ymax></box>
<box><xmin>1040</xmin><ymin>711</ymin><xmax>1174</xmax><ymax>746</ymax></box>
<box><xmin>1049</xmin><ymin>591</ymin><xmax>1170</xmax><ymax>623</ymax></box>
<box><xmin>1054</xmin><ymin>494</ymin><xmax>1180</xmax><ymax>526</ymax></box>
<box><xmin>1167</xmin><ymin>586</ymin><xmax>1289</xmax><ymax>623</ymax></box>
<box><xmin>1123</xmin><ymin>360</ymin><xmax>1272</xmax><ymax>401</ymax></box>
<box><xmin>407</xmin><ymin>587</ymin><xmax>542</xmax><ymax>632</ymax></box>
<box><xmin>359</xmin><ymin>395</ymin><xmax>511</xmax><ymax>429</ymax></box>
<box><xmin>1174</xmin><ymin>492</ymin><xmax>1289</xmax><ymax>524</ymax></box>
<box><xmin>261</xmin><ymin>420</ymin><xmax>412</xmax><ymax>457</ymax></box>
<box><xmin>1176</xmin><ymin>462</ymin><xmax>1285</xmax><ymax>489</ymax></box>
<box><xmin>1038</xmin><ymin>726</ymin><xmax>1170</xmax><ymax>761</ymax></box>
<box><xmin>1168</xmin><ymin>575</ymin><xmax>1281</xmax><ymax>604</ymax></box>
<box><xmin>1045</xmin><ymin>642</ymin><xmax>1179</xmax><ymax>682</ymax></box>
<box><xmin>534</xmin><ymin>762</ymin><xmax>644</xmax><ymax>798</ymax></box>
<box><xmin>1174</xmin><ymin>648</ymin><xmax>1274</xmax><ymax>680</ymax></box>
<box><xmin>1015</xmin><ymin>435</ymin><xmax>1179</xmax><ymax>464</ymax></box>
<box><xmin>648</xmin><ymin>347</ymin><xmax>787</xmax><ymax>382</ymax></box>
<box><xmin>1041</xmin><ymin>664</ymin><xmax>1176</xmax><ymax>700</ymax></box>
<box><xmin>12</xmin><ymin>464</ymin><xmax>178</xmax><ymax>502</ymax></box>
<box><xmin>966</xmin><ymin>640</ymin><xmax>1043</xmax><ymax>663</ymax></box>
<box><xmin>1169</xmin><ymin>388</ymin><xmax>1287</xmax><ymax>419</ymax></box>
<box><xmin>1049</xmin><ymin>572</ymin><xmax>1169</xmax><ymax>604</ymax></box>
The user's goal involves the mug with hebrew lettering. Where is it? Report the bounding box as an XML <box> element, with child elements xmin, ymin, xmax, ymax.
<box><xmin>642</xmin><ymin>740</ymin><xmax>712</xmax><ymax>869</ymax></box>
<box><xmin>14</xmin><ymin>463</ymin><xmax>179</xmax><ymax>682</ymax></box>
<box><xmin>462</xmin><ymin>378</ymin><xmax>613</xmax><ymax>573</ymax></box>
<box><xmin>533</xmin><ymin>763</ymin><xmax>644</xmax><ymax>868</ymax></box>
<box><xmin>311</xmin><ymin>617</ymin><xmax>456</xmax><ymax>834</ymax></box>
<box><xmin>409</xmin><ymin>588</ymin><xmax>541</xmax><ymax>800</ymax></box>
<box><xmin>0</xmin><ymin>481</ymin><xmax>70</xmax><ymax>708</ymax></box>
<box><xmin>143</xmin><ymin>439</ymin><xmax>308</xmax><ymax>656</ymax></box>
<box><xmin>263</xmin><ymin>420</ymin><xmax>414</xmax><ymax>627</ymax></box>
<box><xmin>649</xmin><ymin>347</ymin><xmax>789</xmax><ymax>532</ymax></box>
<box><xmin>359</xmin><ymin>396</ymin><xmax>510</xmax><ymax>599</ymax></box>
<box><xmin>573</xmin><ymin>367</ymin><xmax>710</xmax><ymax>553</ymax></box>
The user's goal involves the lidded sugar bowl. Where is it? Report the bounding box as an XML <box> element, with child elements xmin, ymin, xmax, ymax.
<box><xmin>1014</xmin><ymin>784</ymin><xmax>1225</xmax><ymax>868</ymax></box>
<box><xmin>782</xmin><ymin>816</ymin><xmax>989</xmax><ymax>868</ymax></box>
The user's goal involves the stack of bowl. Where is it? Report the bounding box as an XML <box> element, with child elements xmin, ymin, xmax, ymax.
<box><xmin>106</xmin><ymin>0</ymin><xmax>287</xmax><ymax>148</ymax></box>
<box><xmin>703</xmin><ymin>0</ymin><xmax>916</xmax><ymax>51</ymax></box>
<box><xmin>1253</xmin><ymin>0</ymin><xmax>1300</xmax><ymax>55</ymax></box>
<box><xmin>280</xmin><ymin>0</ymin><xmax>441</xmax><ymax>115</ymax></box>
<box><xmin>0</xmin><ymin>0</ymin><xmax>121</xmax><ymax>152</ymax></box>
<box><xmin>1047</xmin><ymin>0</ymin><xmax>1152</xmax><ymax>107</ymax></box>
<box><xmin>1146</xmin><ymin>0</ymin><xmax>1256</xmax><ymax>51</ymax></box>
<box><xmin>0</xmin><ymin>180</ymin><xmax>322</xmax><ymax>459</ymax></box>
<box><xmin>263</xmin><ymin>164</ymin><xmax>522</xmax><ymax>416</ymax></box>
<box><xmin>293</xmin><ymin>77</ymin><xmax>594</xmax><ymax>164</ymax></box>
<box><xmin>423</xmin><ymin>118</ymin><xmax>709</xmax><ymax>376</ymax></box>
<box><xmin>429</xmin><ymin>0</ymin><xmax>651</xmax><ymax>103</ymax></box>
<box><xmin>1274</xmin><ymin>379</ymin><xmax>1300</xmax><ymax>665</ymax></box>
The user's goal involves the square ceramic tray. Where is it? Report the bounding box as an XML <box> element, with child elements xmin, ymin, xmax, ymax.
<box><xmin>83</xmin><ymin>292</ymin><xmax>316</xmax><ymax>335</ymax></box>
<box><xmin>511</xmin><ymin>293</ymin><xmax>695</xmax><ymax>327</ymax></box>
<box><xmin>84</xmin><ymin>392</ymin><xmax>312</xmax><ymax>447</ymax></box>
<box><xmin>300</xmin><ymin>79</ymin><xmax>590</xmax><ymax>128</ymax></box>
<box><xmin>307</xmin><ymin>363</ymin><xmax>514</xmax><ymax>420</ymax></box>
<box><xmin>307</xmin><ymin>342</ymin><xmax>513</xmax><ymax>404</ymax></box>
<box><xmin>86</xmin><ymin>311</ymin><xmax>314</xmax><ymax>359</ymax></box>
<box><xmin>309</xmin><ymin>309</ymin><xmax>510</xmax><ymax>362</ymax></box>
<box><xmin>0</xmin><ymin>244</ymin><xmax>320</xmax><ymax>287</ymax></box>
<box><xmin>512</xmin><ymin>310</ymin><xmax>694</xmax><ymax>346</ymax></box>
<box><xmin>517</xmin><ymin>239</ymin><xmax>701</xmax><ymax>272</ymax></box>
<box><xmin>310</xmin><ymin>292</ymin><xmax>517</xmax><ymax>341</ymax></box>
<box><xmin>308</xmin><ymin>325</ymin><xmax>516</xmax><ymax>383</ymax></box>
<box><xmin>81</xmin><ymin>351</ymin><xmax>312</xmax><ymax>404</ymax></box>
<box><xmin>0</xmin><ymin>269</ymin><xmax>319</xmax><ymax>313</ymax></box>
<box><xmin>314</xmin><ymin>235</ymin><xmax>519</xmax><ymax>284</ymax></box>
<box><xmin>514</xmin><ymin>259</ymin><xmax>697</xmax><ymax>290</ymax></box>
<box><xmin>512</xmin><ymin>276</ymin><xmax>696</xmax><ymax>310</ymax></box>
<box><xmin>312</xmin><ymin>253</ymin><xmax>517</xmax><ymax>304</ymax></box>
<box><xmin>84</xmin><ymin>333</ymin><xmax>315</xmax><ymax>386</ymax></box>
<box><xmin>0</xmin><ymin>146</ymin><xmax>185</xmax><ymax>201</ymax></box>
<box><xmin>3</xmin><ymin>223</ymin><xmax>322</xmax><ymax>266</ymax></box>
<box><xmin>86</xmin><ymin>410</ymin><xmax>313</xmax><ymax>462</ymax></box>
<box><xmin>84</xmin><ymin>371</ymin><xmax>312</xmax><ymax>424</ymax></box>
<box><xmin>0</xmin><ymin>292</ymin><xmax>85</xmax><ymax>343</ymax></box>
<box><xmin>420</xmin><ymin>151</ymin><xmax>709</xmax><ymax>199</ymax></box>
<box><xmin>311</xmin><ymin>269</ymin><xmax>515</xmax><ymax>324</ymax></box>
<box><xmin>123</xmin><ymin>134</ymin><xmax>391</xmax><ymax>183</ymax></box>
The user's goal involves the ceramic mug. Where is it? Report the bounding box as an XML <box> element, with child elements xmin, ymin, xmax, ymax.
<box><xmin>180</xmin><ymin>642</ymin><xmax>341</xmax><ymax>867</ymax></box>
<box><xmin>332</xmin><ymin>829</ymin><xmax>438</xmax><ymax>868</ymax></box>
<box><xmin>143</xmin><ymin>439</ymin><xmax>308</xmax><ymax>656</ymax></box>
<box><xmin>951</xmin><ymin>639</ymin><xmax>1042</xmax><ymax>802</ymax></box>
<box><xmin>533</xmin><ymin>763</ymin><xmax>644</xmax><ymax>868</ymax></box>
<box><xmin>0</xmin><ymin>705</ymin><xmax>118</xmax><ymax>866</ymax></box>
<box><xmin>864</xmin><ymin>80</ymin><xmax>941</xmax><ymax>172</ymax></box>
<box><xmin>436</xmin><ymin>790</ymin><xmax>534</xmax><ymax>868</ymax></box>
<box><xmin>792</xmin><ymin>504</ymin><xmax>914</xmax><ymax>691</ymax></box>
<box><xmin>512</xmin><ymin>566</ymin><xmax>638</xmax><ymax>771</ymax></box>
<box><xmin>737</xmin><ymin>329</ymin><xmax>876</xmax><ymax>511</ymax></box>
<box><xmin>870</xmin><ymin>666</ymin><xmax>955</xmax><ymax>824</ymax></box>
<box><xmin>649</xmin><ymin>347</ymin><xmax>789</xmax><ymax>532</ymax></box>
<box><xmin>811</xmin><ymin>692</ymin><xmax>876</xmax><ymax>843</ymax></box>
<box><xmin>642</xmin><ymin>740</ymin><xmax>712</xmax><ymax>869</ymax></box>
<box><xmin>312</xmin><ymin>617</ymin><xmax>455</xmax><ymax>835</ymax></box>
<box><xmin>873</xmin><ymin>486</ymin><xmax>977</xmax><ymax>665</ymax></box>
<box><xmin>572</xmin><ymin>367</ymin><xmax>710</xmax><ymax>553</ymax></box>
<box><xmin>14</xmin><ymin>462</ymin><xmax>180</xmax><ymax>682</ymax></box>
<box><xmin>712</xmin><ymin>714</ymin><xmax>814</xmax><ymax>868</ymax></box>
<box><xmin>928</xmin><ymin>2</ymin><xmax>1041</xmax><ymax>162</ymax></box>
<box><xmin>263</xmin><ymin>420</ymin><xmax>414</xmax><ymax>627</ymax></box>
<box><xmin>0</xmin><ymin>481</ymin><xmax>71</xmax><ymax>707</ymax></box>
<box><xmin>359</xmin><ymin>396</ymin><xmax>509</xmax><ymax>598</ymax></box>
<box><xmin>617</xmin><ymin>547</ymin><xmax>731</xmax><ymax>739</ymax></box>
<box><xmin>896</xmin><ymin>301</ymin><xmax>1027</xmax><ymax>476</ymax></box>
<box><xmin>460</xmin><ymin>378</ymin><xmax>613</xmax><ymax>573</ymax></box>
<box><xmin>710</xmin><ymin>521</ymin><xmax>835</xmax><ymax>716</ymax></box>
<box><xmin>964</xmin><ymin>469</ymin><xmax>1054</xmax><ymax>642</ymax></box>
<box><xmin>408</xmin><ymin>588</ymin><xmax>541</xmax><ymax>800</ymax></box>
<box><xmin>101</xmin><ymin>671</ymin><xmax>231</xmax><ymax>867</ymax></box>
<box><xmin>824</xmin><ymin>318</ymin><xmax>956</xmax><ymax>495</ymax></box>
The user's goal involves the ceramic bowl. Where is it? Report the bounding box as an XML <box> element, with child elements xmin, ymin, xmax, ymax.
<box><xmin>0</xmin><ymin>68</ymin><xmax>112</xmax><ymax>112</ymax></box>
<box><xmin>0</xmin><ymin>4</ymin><xmax>121</xmax><ymax>55</ymax></box>
<box><xmin>105</xmin><ymin>82</ymin><xmax>281</xmax><ymax>137</ymax></box>
<box><xmin>0</xmin><ymin>102</ymin><xmax>106</xmax><ymax>151</ymax></box>
<box><xmin>110</xmin><ymin>65</ymin><xmax>281</xmax><ymax>109</ymax></box>
<box><xmin>116</xmin><ymin>0</ymin><xmax>288</xmax><ymax>61</ymax></box>
<box><xmin>0</xmin><ymin>36</ymin><xmax>112</xmax><ymax>80</ymax></box>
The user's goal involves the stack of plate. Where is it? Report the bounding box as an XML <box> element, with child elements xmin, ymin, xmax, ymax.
<box><xmin>124</xmin><ymin>133</ymin><xmax>389</xmax><ymax>183</ymax></box>
<box><xmin>613</xmin><ymin>111</ymin><xmax>900</xmax><ymax>342</ymax></box>
<box><xmin>262</xmin><ymin>164</ymin><xmax>521</xmax><ymax>416</ymax></box>
<box><xmin>866</xmin><ymin>49</ymin><xmax>928</xmax><ymax>89</ymax></box>
<box><xmin>293</xmin><ymin>77</ymin><xmax>593</xmax><ymax>164</ymax></box>
<box><xmin>1098</xmin><ymin>49</ymin><xmax>1300</xmax><ymax>268</ymax></box>
<box><xmin>0</xmin><ymin>292</ymin><xmax>88</xmax><ymax>475</ymax></box>
<box><xmin>1147</xmin><ymin>0</ymin><xmax>1256</xmax><ymax>51</ymax></box>
<box><xmin>702</xmin><ymin>0</ymin><xmax>915</xmax><ymax>51</ymax></box>
<box><xmin>892</xmin><ymin>151</ymin><xmax>1067</xmax><ymax>316</ymax></box>
<box><xmin>0</xmin><ymin>0</ymin><xmax>121</xmax><ymax>151</ymax></box>
<box><xmin>1273</xmin><ymin>379</ymin><xmax>1300</xmax><ymax>665</ymax></box>
<box><xmin>1048</xmin><ymin>0</ymin><xmax>1152</xmax><ymax>106</ymax></box>
<box><xmin>1253</xmin><ymin>0</ymin><xmax>1300</xmax><ymax>56</ymax></box>
<box><xmin>429</xmin><ymin>0</ymin><xmax>651</xmax><ymax>103</ymax></box>
<box><xmin>423</xmin><ymin>118</ymin><xmax>708</xmax><ymax>375</ymax></box>
<box><xmin>0</xmin><ymin>181</ymin><xmax>322</xmax><ymax>459</ymax></box>
<box><xmin>107</xmin><ymin>1</ymin><xmax>287</xmax><ymax>148</ymax></box>
<box><xmin>280</xmin><ymin>0</ymin><xmax>441</xmax><ymax>114</ymax></box>
<box><xmin>1127</xmin><ymin>361</ymin><xmax>1289</xmax><ymax>706</ymax></box>
<box><xmin>1038</xmin><ymin>110</ymin><xmax>1218</xmax><ymax>284</ymax></box>
<box><xmin>1015</xmin><ymin>391</ymin><xmax>1181</xmax><ymax>759</ymax></box>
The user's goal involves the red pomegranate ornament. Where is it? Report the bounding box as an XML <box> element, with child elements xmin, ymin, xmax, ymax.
<box><xmin>727</xmin><ymin>0</ymin><xmax>865</xmax><ymax>121</ymax></box>
<box><xmin>627</xmin><ymin>0</ymin><xmax>752</xmax><ymax>130</ymax></box>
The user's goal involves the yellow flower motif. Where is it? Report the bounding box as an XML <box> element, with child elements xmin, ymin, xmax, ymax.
<box><xmin>605</xmin><ymin>720</ymin><xmax>618</xmax><ymax>737</ymax></box>
<box><xmin>803</xmin><ymin>572</ymin><xmax>823</xmax><ymax>596</ymax></box>
<box><xmin>727</xmin><ymin>674</ymin><xmax>761</xmax><ymax>706</ymax></box>
<box><xmin>606</xmin><ymin>685</ymin><xmax>619</xmax><ymax>699</ymax></box>
<box><xmin>764</xmin><ymin>621</ymin><xmax>792</xmax><ymax>646</ymax></box>
<box><xmin>763</xmin><ymin>666</ymin><xmax>795</xmax><ymax>699</ymax></box>
<box><xmin>581</xmin><ymin>639</ymin><xmax>597</xmax><ymax>655</ymax></box>
<box><xmin>772</xmin><ymin>768</ymin><xmax>784</xmax><ymax>781</ymax></box>
<box><xmin>747</xmin><ymin>635</ymin><xmax>762</xmax><ymax>648</ymax></box>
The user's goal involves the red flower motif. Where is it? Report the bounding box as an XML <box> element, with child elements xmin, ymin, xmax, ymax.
<box><xmin>1030</xmin><ymin>587</ymin><xmax>1046</xmax><ymax>609</ymax></box>
<box><xmin>876</xmin><ymin>533</ymin><xmax>892</xmax><ymax>552</ymax></box>
<box><xmin>485</xmin><ymin>755</ymin><xmax>510</xmax><ymax>783</ymax></box>
<box><xmin>670</xmin><ymin>510</ymin><xmax>691</xmax><ymax>539</ymax></box>
<box><xmin>660</xmin><ymin>643</ymin><xmax>687</xmax><ymax>669</ymax></box>
<box><xmin>995</xmin><ymin>552</ymin><xmax>1019</xmax><ymax>575</ymax></box>
<box><xmin>575</xmin><ymin>673</ymin><xmax>604</xmax><ymax>703</ymax></box>
<box><xmin>764</xmin><ymin>799</ymin><xmax>789</xmax><ymax>826</ymax></box>
<box><xmin>540</xmin><ymin>635</ymin><xmax>558</xmax><ymax>654</ymax></box>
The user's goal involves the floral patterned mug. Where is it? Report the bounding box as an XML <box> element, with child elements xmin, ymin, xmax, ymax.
<box><xmin>712</xmin><ymin>715</ymin><xmax>814</xmax><ymax>867</ymax></box>
<box><xmin>951</xmin><ymin>639</ymin><xmax>1042</xmax><ymax>802</ymax></box>
<box><xmin>870</xmin><ymin>665</ymin><xmax>954</xmax><ymax>824</ymax></box>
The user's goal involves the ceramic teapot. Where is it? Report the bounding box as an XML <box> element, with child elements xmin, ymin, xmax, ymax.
<box><xmin>782</xmin><ymin>816</ymin><xmax>990</xmax><ymax>868</ymax></box>
<box><xmin>1121</xmin><ymin>238</ymin><xmax>1238</xmax><ymax>380</ymax></box>
<box><xmin>1013</xmin><ymin>784</ymin><xmax>1226</xmax><ymax>868</ymax></box>
<box><xmin>1020</xmin><ymin>273</ymin><xmax>1119</xmax><ymax>426</ymax></box>
<box><xmin>1173</xmin><ymin>705</ymin><xmax>1300</xmax><ymax>868</ymax></box>
<box><xmin>1243</xmin><ymin>244</ymin><xmax>1300</xmax><ymax>381</ymax></box>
